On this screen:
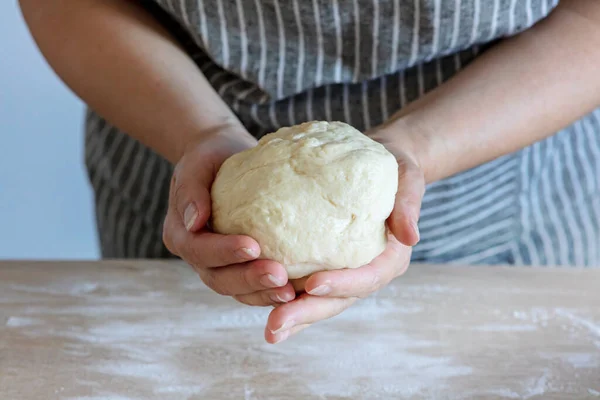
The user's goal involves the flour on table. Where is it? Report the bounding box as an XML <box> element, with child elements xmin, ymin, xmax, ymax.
<box><xmin>5</xmin><ymin>316</ymin><xmax>41</xmax><ymax>327</ymax></box>
<box><xmin>2</xmin><ymin>262</ymin><xmax>599</xmax><ymax>399</ymax></box>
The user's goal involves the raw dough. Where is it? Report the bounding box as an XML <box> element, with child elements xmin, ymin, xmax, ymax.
<box><xmin>211</xmin><ymin>121</ymin><xmax>398</xmax><ymax>279</ymax></box>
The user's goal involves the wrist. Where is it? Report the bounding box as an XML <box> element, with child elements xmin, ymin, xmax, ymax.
<box><xmin>178</xmin><ymin>119</ymin><xmax>256</xmax><ymax>166</ymax></box>
<box><xmin>369</xmin><ymin>116</ymin><xmax>439</xmax><ymax>184</ymax></box>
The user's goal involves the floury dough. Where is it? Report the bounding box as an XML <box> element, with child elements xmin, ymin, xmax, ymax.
<box><xmin>211</xmin><ymin>121</ymin><xmax>398</xmax><ymax>279</ymax></box>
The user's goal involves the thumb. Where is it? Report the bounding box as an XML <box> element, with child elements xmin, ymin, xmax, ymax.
<box><xmin>170</xmin><ymin>159</ymin><xmax>213</xmax><ymax>233</ymax></box>
<box><xmin>388</xmin><ymin>158</ymin><xmax>426</xmax><ymax>247</ymax></box>
<box><xmin>171</xmin><ymin>131</ymin><xmax>257</xmax><ymax>234</ymax></box>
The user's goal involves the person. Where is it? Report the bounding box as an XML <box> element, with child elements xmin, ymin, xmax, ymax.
<box><xmin>20</xmin><ymin>0</ymin><xmax>600</xmax><ymax>343</ymax></box>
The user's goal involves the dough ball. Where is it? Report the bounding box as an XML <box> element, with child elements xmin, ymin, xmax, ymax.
<box><xmin>211</xmin><ymin>121</ymin><xmax>398</xmax><ymax>279</ymax></box>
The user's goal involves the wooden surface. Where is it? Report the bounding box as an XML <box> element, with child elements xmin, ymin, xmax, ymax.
<box><xmin>0</xmin><ymin>261</ymin><xmax>599</xmax><ymax>400</ymax></box>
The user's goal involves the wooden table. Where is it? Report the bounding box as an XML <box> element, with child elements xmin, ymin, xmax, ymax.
<box><xmin>0</xmin><ymin>261</ymin><xmax>599</xmax><ymax>399</ymax></box>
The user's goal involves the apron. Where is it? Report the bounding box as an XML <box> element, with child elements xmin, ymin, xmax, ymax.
<box><xmin>84</xmin><ymin>0</ymin><xmax>600</xmax><ymax>266</ymax></box>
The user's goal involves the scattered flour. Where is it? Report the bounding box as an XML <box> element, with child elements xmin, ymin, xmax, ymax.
<box><xmin>2</xmin><ymin>266</ymin><xmax>599</xmax><ymax>400</ymax></box>
<box><xmin>243</xmin><ymin>384</ymin><xmax>255</xmax><ymax>400</ymax></box>
<box><xmin>5</xmin><ymin>316</ymin><xmax>41</xmax><ymax>327</ymax></box>
<box><xmin>522</xmin><ymin>370</ymin><xmax>551</xmax><ymax>399</ymax></box>
<box><xmin>539</xmin><ymin>351</ymin><xmax>600</xmax><ymax>370</ymax></box>
<box><xmin>511</xmin><ymin>308</ymin><xmax>552</xmax><ymax>326</ymax></box>
<box><xmin>473</xmin><ymin>323</ymin><xmax>538</xmax><ymax>332</ymax></box>
<box><xmin>481</xmin><ymin>388</ymin><xmax>521</xmax><ymax>398</ymax></box>
<box><xmin>8</xmin><ymin>282</ymin><xmax>99</xmax><ymax>296</ymax></box>
<box><xmin>65</xmin><ymin>396</ymin><xmax>138</xmax><ymax>400</ymax></box>
<box><xmin>565</xmin><ymin>353</ymin><xmax>600</xmax><ymax>369</ymax></box>
<box><xmin>555</xmin><ymin>308</ymin><xmax>600</xmax><ymax>337</ymax></box>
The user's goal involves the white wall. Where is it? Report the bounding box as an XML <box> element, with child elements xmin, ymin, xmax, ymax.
<box><xmin>0</xmin><ymin>3</ymin><xmax>100</xmax><ymax>259</ymax></box>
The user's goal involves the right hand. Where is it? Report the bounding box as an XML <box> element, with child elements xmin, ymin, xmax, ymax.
<box><xmin>162</xmin><ymin>127</ymin><xmax>296</xmax><ymax>306</ymax></box>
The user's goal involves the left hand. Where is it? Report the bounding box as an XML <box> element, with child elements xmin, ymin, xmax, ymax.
<box><xmin>264</xmin><ymin>128</ymin><xmax>426</xmax><ymax>344</ymax></box>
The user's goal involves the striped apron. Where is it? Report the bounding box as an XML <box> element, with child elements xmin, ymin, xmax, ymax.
<box><xmin>85</xmin><ymin>0</ymin><xmax>600</xmax><ymax>266</ymax></box>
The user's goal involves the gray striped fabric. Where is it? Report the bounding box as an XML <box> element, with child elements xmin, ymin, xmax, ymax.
<box><xmin>84</xmin><ymin>0</ymin><xmax>600</xmax><ymax>266</ymax></box>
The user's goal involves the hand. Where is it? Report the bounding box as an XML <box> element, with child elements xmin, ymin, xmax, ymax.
<box><xmin>264</xmin><ymin>128</ymin><xmax>426</xmax><ymax>344</ymax></box>
<box><xmin>163</xmin><ymin>128</ymin><xmax>296</xmax><ymax>306</ymax></box>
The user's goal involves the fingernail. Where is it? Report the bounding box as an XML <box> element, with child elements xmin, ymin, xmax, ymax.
<box><xmin>308</xmin><ymin>284</ymin><xmax>331</xmax><ymax>296</ymax></box>
<box><xmin>260</xmin><ymin>274</ymin><xmax>286</xmax><ymax>288</ymax></box>
<box><xmin>270</xmin><ymin>320</ymin><xmax>295</xmax><ymax>335</ymax></box>
<box><xmin>270</xmin><ymin>293</ymin><xmax>288</xmax><ymax>303</ymax></box>
<box><xmin>273</xmin><ymin>329</ymin><xmax>291</xmax><ymax>344</ymax></box>
<box><xmin>184</xmin><ymin>203</ymin><xmax>197</xmax><ymax>231</ymax></box>
<box><xmin>411</xmin><ymin>218</ymin><xmax>420</xmax><ymax>242</ymax></box>
<box><xmin>236</xmin><ymin>247</ymin><xmax>259</xmax><ymax>260</ymax></box>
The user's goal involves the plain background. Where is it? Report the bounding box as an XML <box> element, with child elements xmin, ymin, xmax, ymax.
<box><xmin>1</xmin><ymin>3</ymin><xmax>100</xmax><ymax>259</ymax></box>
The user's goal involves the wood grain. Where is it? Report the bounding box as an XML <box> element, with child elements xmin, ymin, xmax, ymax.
<box><xmin>0</xmin><ymin>261</ymin><xmax>599</xmax><ymax>399</ymax></box>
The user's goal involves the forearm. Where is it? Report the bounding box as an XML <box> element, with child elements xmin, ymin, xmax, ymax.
<box><xmin>380</xmin><ymin>0</ymin><xmax>600</xmax><ymax>183</ymax></box>
<box><xmin>19</xmin><ymin>0</ymin><xmax>253</xmax><ymax>164</ymax></box>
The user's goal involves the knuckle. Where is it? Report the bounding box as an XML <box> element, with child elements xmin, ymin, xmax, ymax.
<box><xmin>172</xmin><ymin>181</ymin><xmax>188</xmax><ymax>208</ymax></box>
<box><xmin>239</xmin><ymin>267</ymin><xmax>255</xmax><ymax>290</ymax></box>
<box><xmin>213</xmin><ymin>243</ymin><xmax>235</xmax><ymax>267</ymax></box>
<box><xmin>397</xmin><ymin>261</ymin><xmax>410</xmax><ymax>277</ymax></box>
<box><xmin>173</xmin><ymin>159</ymin><xmax>184</xmax><ymax>178</ymax></box>
<box><xmin>234</xmin><ymin>294</ymin><xmax>268</xmax><ymax>307</ymax></box>
<box><xmin>162</xmin><ymin>215</ymin><xmax>180</xmax><ymax>256</ymax></box>
<box><xmin>378</xmin><ymin>268</ymin><xmax>396</xmax><ymax>289</ymax></box>
<box><xmin>174</xmin><ymin>233</ymin><xmax>190</xmax><ymax>258</ymax></box>
<box><xmin>356</xmin><ymin>277</ymin><xmax>382</xmax><ymax>298</ymax></box>
<box><xmin>397</xmin><ymin>157</ymin><xmax>409</xmax><ymax>171</ymax></box>
<box><xmin>181</xmin><ymin>236</ymin><xmax>211</xmax><ymax>269</ymax></box>
<box><xmin>162</xmin><ymin>218</ymin><xmax>173</xmax><ymax>252</ymax></box>
<box><xmin>169</xmin><ymin>171</ymin><xmax>177</xmax><ymax>193</ymax></box>
<box><xmin>203</xmin><ymin>272</ymin><xmax>230</xmax><ymax>296</ymax></box>
<box><xmin>380</xmin><ymin>275</ymin><xmax>394</xmax><ymax>290</ymax></box>
<box><xmin>232</xmin><ymin>294</ymin><xmax>250</xmax><ymax>305</ymax></box>
<box><xmin>329</xmin><ymin>298</ymin><xmax>355</xmax><ymax>316</ymax></box>
<box><xmin>370</xmin><ymin>270</ymin><xmax>382</xmax><ymax>287</ymax></box>
<box><xmin>186</xmin><ymin>241</ymin><xmax>204</xmax><ymax>265</ymax></box>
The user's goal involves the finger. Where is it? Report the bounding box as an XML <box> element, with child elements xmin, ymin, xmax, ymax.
<box><xmin>267</xmin><ymin>323</ymin><xmax>311</xmax><ymax>344</ymax></box>
<box><xmin>170</xmin><ymin>159</ymin><xmax>214</xmax><ymax>233</ymax></box>
<box><xmin>304</xmin><ymin>236</ymin><xmax>410</xmax><ymax>298</ymax></box>
<box><xmin>233</xmin><ymin>283</ymin><xmax>296</xmax><ymax>307</ymax></box>
<box><xmin>388</xmin><ymin>158</ymin><xmax>426</xmax><ymax>246</ymax></box>
<box><xmin>199</xmin><ymin>259</ymin><xmax>288</xmax><ymax>296</ymax></box>
<box><xmin>266</xmin><ymin>294</ymin><xmax>358</xmax><ymax>338</ymax></box>
<box><xmin>165</xmin><ymin>207</ymin><xmax>260</xmax><ymax>267</ymax></box>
